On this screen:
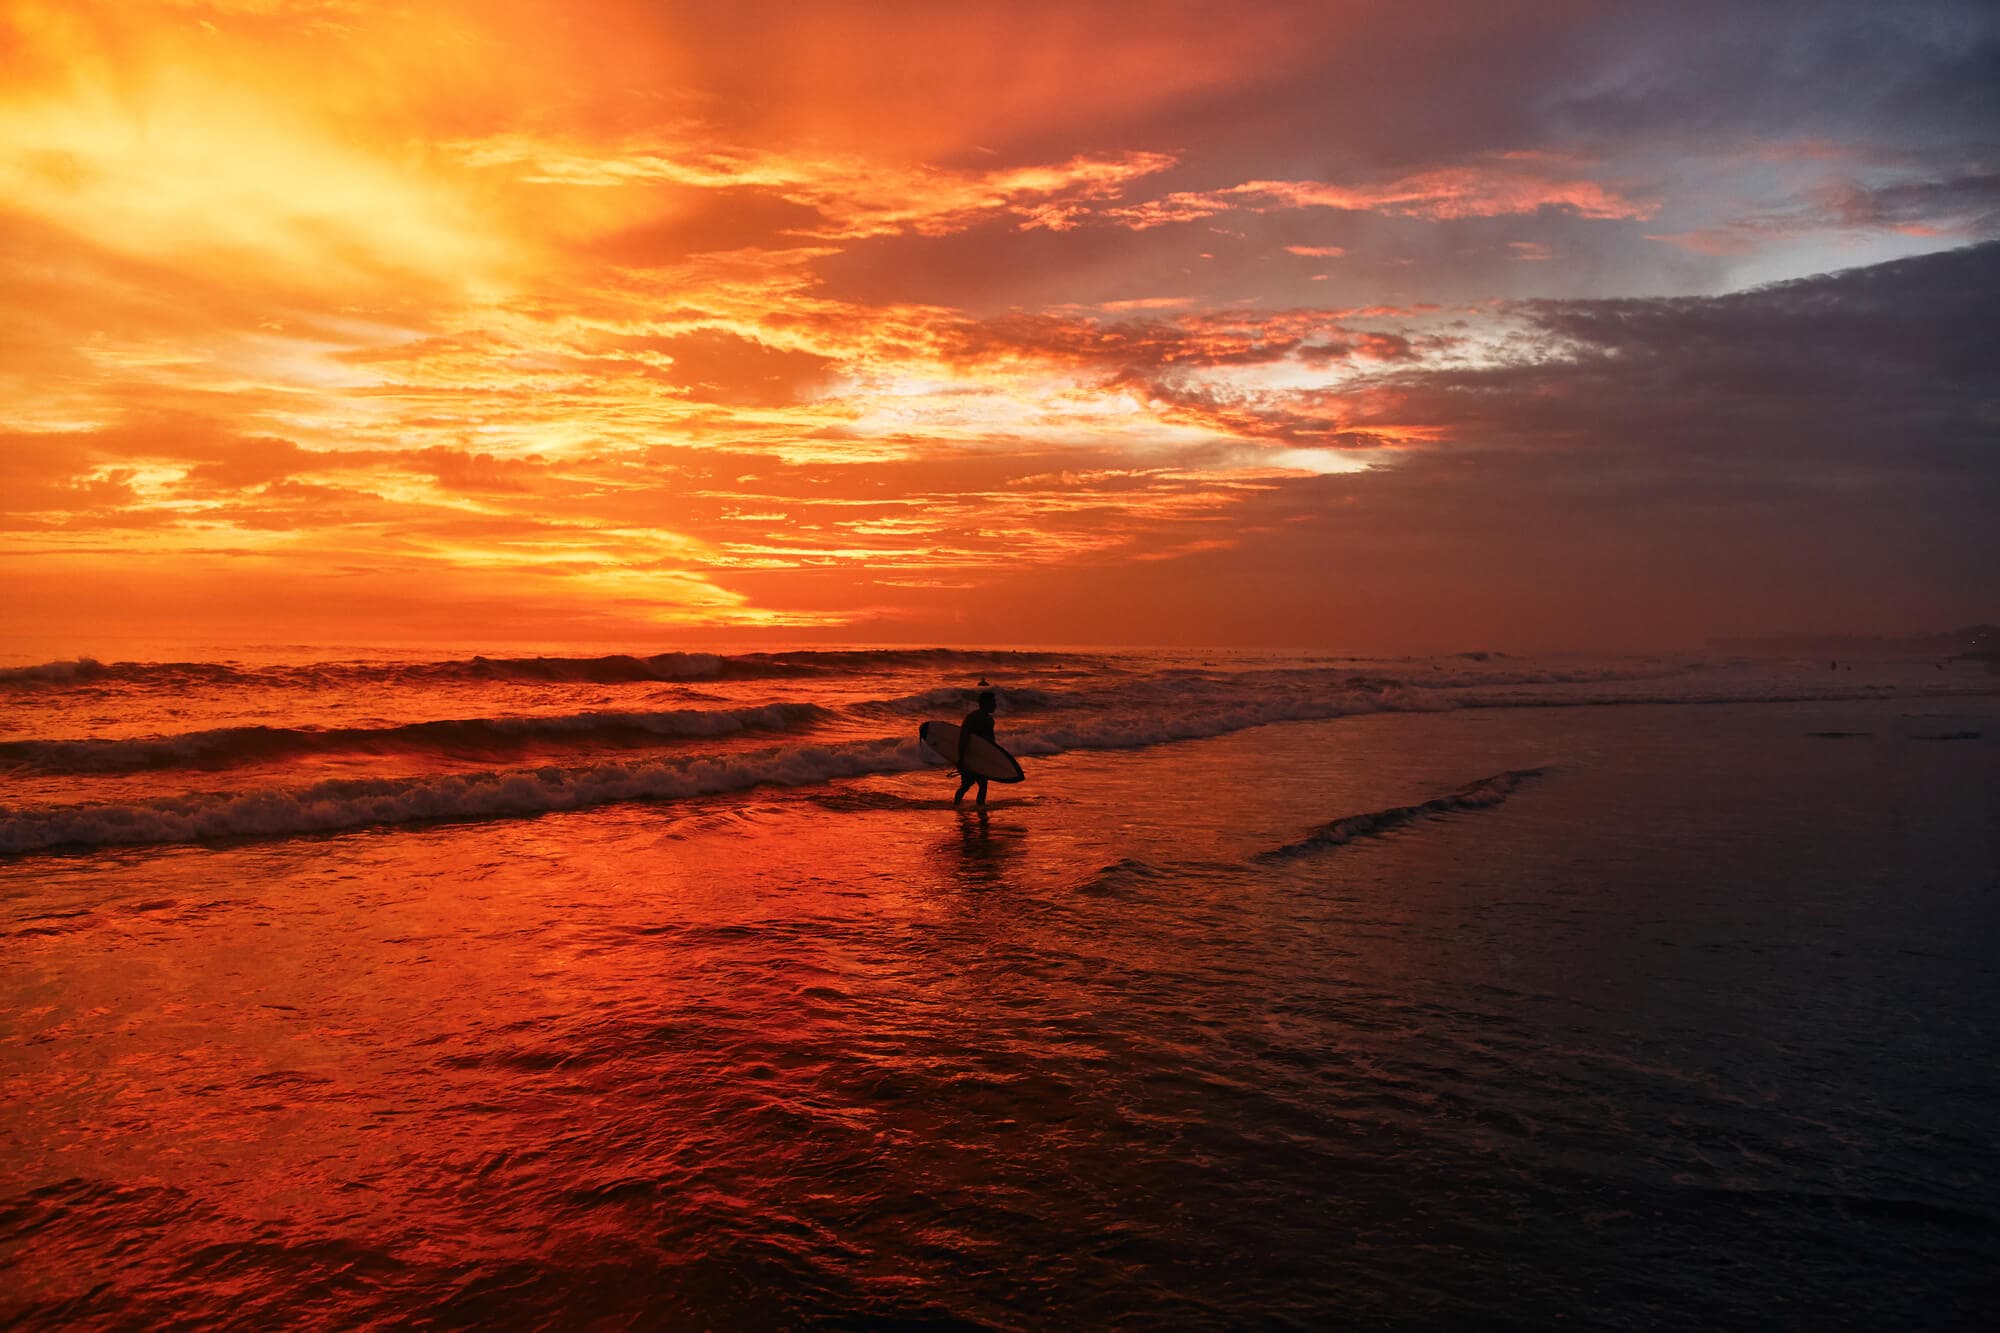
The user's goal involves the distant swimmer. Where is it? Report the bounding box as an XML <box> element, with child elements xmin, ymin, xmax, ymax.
<box><xmin>955</xmin><ymin>690</ymin><xmax>998</xmax><ymax>807</ymax></box>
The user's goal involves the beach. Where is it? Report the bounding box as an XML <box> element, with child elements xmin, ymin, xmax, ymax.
<box><xmin>2</xmin><ymin>651</ymin><xmax>1995</xmax><ymax>1326</ymax></box>
<box><xmin>9</xmin><ymin>0</ymin><xmax>1999</xmax><ymax>1324</ymax></box>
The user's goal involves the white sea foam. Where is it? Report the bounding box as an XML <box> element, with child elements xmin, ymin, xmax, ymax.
<box><xmin>0</xmin><ymin>738</ymin><xmax>931</xmax><ymax>855</ymax></box>
<box><xmin>0</xmin><ymin>686</ymin><xmax>1428</xmax><ymax>852</ymax></box>
<box><xmin>0</xmin><ymin>702</ymin><xmax>832</xmax><ymax>773</ymax></box>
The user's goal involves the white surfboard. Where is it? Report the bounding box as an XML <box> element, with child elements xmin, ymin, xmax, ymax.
<box><xmin>918</xmin><ymin>721</ymin><xmax>1026</xmax><ymax>783</ymax></box>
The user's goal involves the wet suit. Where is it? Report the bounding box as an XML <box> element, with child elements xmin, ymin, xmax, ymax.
<box><xmin>955</xmin><ymin>703</ymin><xmax>996</xmax><ymax>806</ymax></box>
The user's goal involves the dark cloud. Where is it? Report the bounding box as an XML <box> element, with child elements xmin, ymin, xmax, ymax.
<box><xmin>1485</xmin><ymin>238</ymin><xmax>2000</xmax><ymax>473</ymax></box>
<box><xmin>1819</xmin><ymin>170</ymin><xmax>2000</xmax><ymax>237</ymax></box>
<box><xmin>1209</xmin><ymin>239</ymin><xmax>2000</xmax><ymax>631</ymax></box>
<box><xmin>920</xmin><ymin>240</ymin><xmax>2000</xmax><ymax>649</ymax></box>
<box><xmin>1545</xmin><ymin>2</ymin><xmax>2000</xmax><ymax>156</ymax></box>
<box><xmin>1645</xmin><ymin>168</ymin><xmax>2000</xmax><ymax>258</ymax></box>
<box><xmin>949</xmin><ymin>432</ymin><xmax>1991</xmax><ymax>651</ymax></box>
<box><xmin>810</xmin><ymin>2</ymin><xmax>1999</xmax><ymax>313</ymax></box>
<box><xmin>956</xmin><ymin>3</ymin><xmax>1998</xmax><ymax>192</ymax></box>
<box><xmin>1162</xmin><ymin>239</ymin><xmax>2000</xmax><ymax>480</ymax></box>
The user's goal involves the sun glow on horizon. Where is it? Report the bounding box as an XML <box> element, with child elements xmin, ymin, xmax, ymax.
<box><xmin>4</xmin><ymin>1</ymin><xmax>1992</xmax><ymax>653</ymax></box>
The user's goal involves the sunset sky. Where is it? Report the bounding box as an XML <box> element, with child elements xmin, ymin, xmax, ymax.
<box><xmin>3</xmin><ymin>0</ymin><xmax>1995</xmax><ymax>654</ymax></box>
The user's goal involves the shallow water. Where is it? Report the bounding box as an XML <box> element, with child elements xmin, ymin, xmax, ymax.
<box><xmin>3</xmin><ymin>656</ymin><xmax>1997</xmax><ymax>1326</ymax></box>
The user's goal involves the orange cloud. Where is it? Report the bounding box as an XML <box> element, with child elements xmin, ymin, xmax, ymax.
<box><xmin>1101</xmin><ymin>159</ymin><xmax>1655</xmax><ymax>230</ymax></box>
<box><xmin>445</xmin><ymin>131</ymin><xmax>1177</xmax><ymax>240</ymax></box>
<box><xmin>6</xmin><ymin>0</ymin><xmax>1981</xmax><ymax>652</ymax></box>
<box><xmin>3</xmin><ymin>1</ymin><xmax>1473</xmax><ymax>645</ymax></box>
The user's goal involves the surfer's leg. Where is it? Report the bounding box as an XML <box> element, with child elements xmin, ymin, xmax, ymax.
<box><xmin>954</xmin><ymin>773</ymin><xmax>974</xmax><ymax>804</ymax></box>
<box><xmin>975</xmin><ymin>778</ymin><xmax>989</xmax><ymax>807</ymax></box>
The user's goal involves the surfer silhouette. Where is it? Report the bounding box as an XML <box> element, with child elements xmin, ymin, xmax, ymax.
<box><xmin>954</xmin><ymin>690</ymin><xmax>998</xmax><ymax>807</ymax></box>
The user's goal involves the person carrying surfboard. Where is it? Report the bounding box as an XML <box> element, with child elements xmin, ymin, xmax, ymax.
<box><xmin>954</xmin><ymin>691</ymin><xmax>999</xmax><ymax>807</ymax></box>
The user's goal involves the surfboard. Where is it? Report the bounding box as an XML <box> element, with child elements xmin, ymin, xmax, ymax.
<box><xmin>918</xmin><ymin>720</ymin><xmax>1026</xmax><ymax>783</ymax></box>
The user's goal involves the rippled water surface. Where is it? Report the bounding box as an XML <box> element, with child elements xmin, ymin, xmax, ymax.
<box><xmin>3</xmin><ymin>657</ymin><xmax>1997</xmax><ymax>1326</ymax></box>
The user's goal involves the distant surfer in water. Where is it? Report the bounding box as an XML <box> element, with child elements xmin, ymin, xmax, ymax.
<box><xmin>954</xmin><ymin>690</ymin><xmax>998</xmax><ymax>807</ymax></box>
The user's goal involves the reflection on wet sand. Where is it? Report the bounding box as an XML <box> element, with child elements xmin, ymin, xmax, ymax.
<box><xmin>944</xmin><ymin>807</ymin><xmax>1029</xmax><ymax>888</ymax></box>
<box><xmin>2</xmin><ymin>697</ymin><xmax>1994</xmax><ymax>1326</ymax></box>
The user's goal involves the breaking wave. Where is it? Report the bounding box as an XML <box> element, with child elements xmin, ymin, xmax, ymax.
<box><xmin>0</xmin><ymin>693</ymin><xmax>1459</xmax><ymax>854</ymax></box>
<box><xmin>0</xmin><ymin>648</ymin><xmax>1084</xmax><ymax>691</ymax></box>
<box><xmin>1257</xmin><ymin>769</ymin><xmax>1546</xmax><ymax>860</ymax></box>
<box><xmin>0</xmin><ymin>702</ymin><xmax>831</xmax><ymax>774</ymax></box>
<box><xmin>0</xmin><ymin>737</ymin><xmax>932</xmax><ymax>855</ymax></box>
<box><xmin>5</xmin><ymin>643</ymin><xmax>1988</xmax><ymax>856</ymax></box>
<box><xmin>0</xmin><ymin>657</ymin><xmax>255</xmax><ymax>688</ymax></box>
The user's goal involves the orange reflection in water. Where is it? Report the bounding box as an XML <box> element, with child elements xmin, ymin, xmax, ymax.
<box><xmin>6</xmin><ymin>698</ymin><xmax>1996</xmax><ymax>1323</ymax></box>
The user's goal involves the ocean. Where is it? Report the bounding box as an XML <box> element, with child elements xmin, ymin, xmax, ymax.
<box><xmin>2</xmin><ymin>647</ymin><xmax>1995</xmax><ymax>1326</ymax></box>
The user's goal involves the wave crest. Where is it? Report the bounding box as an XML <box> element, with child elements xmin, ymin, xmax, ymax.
<box><xmin>0</xmin><ymin>737</ymin><xmax>931</xmax><ymax>855</ymax></box>
<box><xmin>0</xmin><ymin>702</ymin><xmax>831</xmax><ymax>774</ymax></box>
<box><xmin>0</xmin><ymin>647</ymin><xmax>1083</xmax><ymax>692</ymax></box>
<box><xmin>1257</xmin><ymin>769</ymin><xmax>1546</xmax><ymax>860</ymax></box>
